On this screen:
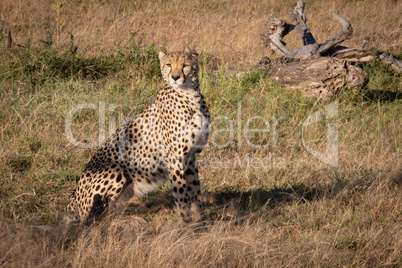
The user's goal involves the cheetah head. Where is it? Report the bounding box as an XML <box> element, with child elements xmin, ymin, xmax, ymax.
<box><xmin>159</xmin><ymin>51</ymin><xmax>201</xmax><ymax>89</ymax></box>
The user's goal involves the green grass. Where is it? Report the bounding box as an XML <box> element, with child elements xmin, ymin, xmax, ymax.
<box><xmin>0</xmin><ymin>30</ymin><xmax>163</xmax><ymax>91</ymax></box>
<box><xmin>0</xmin><ymin>35</ymin><xmax>401</xmax><ymax>266</ymax></box>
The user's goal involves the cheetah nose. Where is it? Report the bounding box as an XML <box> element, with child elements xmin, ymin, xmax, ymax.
<box><xmin>172</xmin><ymin>75</ymin><xmax>180</xmax><ymax>81</ymax></box>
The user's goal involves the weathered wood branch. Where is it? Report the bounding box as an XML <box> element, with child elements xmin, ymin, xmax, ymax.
<box><xmin>288</xmin><ymin>1</ymin><xmax>316</xmax><ymax>46</ymax></box>
<box><xmin>332</xmin><ymin>47</ymin><xmax>375</xmax><ymax>62</ymax></box>
<box><xmin>359</xmin><ymin>40</ymin><xmax>368</xmax><ymax>49</ymax></box>
<box><xmin>377</xmin><ymin>52</ymin><xmax>402</xmax><ymax>73</ymax></box>
<box><xmin>260</xmin><ymin>17</ymin><xmax>293</xmax><ymax>56</ymax></box>
<box><xmin>316</xmin><ymin>13</ymin><xmax>353</xmax><ymax>55</ymax></box>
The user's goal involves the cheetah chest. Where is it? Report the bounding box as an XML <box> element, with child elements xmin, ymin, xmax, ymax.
<box><xmin>188</xmin><ymin>110</ymin><xmax>209</xmax><ymax>150</ymax></box>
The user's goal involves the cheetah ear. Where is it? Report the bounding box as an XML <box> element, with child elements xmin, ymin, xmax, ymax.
<box><xmin>191</xmin><ymin>50</ymin><xmax>201</xmax><ymax>59</ymax></box>
<box><xmin>158</xmin><ymin>51</ymin><xmax>166</xmax><ymax>61</ymax></box>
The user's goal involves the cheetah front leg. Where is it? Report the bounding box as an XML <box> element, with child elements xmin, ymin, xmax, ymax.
<box><xmin>168</xmin><ymin>159</ymin><xmax>192</xmax><ymax>223</ymax></box>
<box><xmin>184</xmin><ymin>154</ymin><xmax>204</xmax><ymax>221</ymax></box>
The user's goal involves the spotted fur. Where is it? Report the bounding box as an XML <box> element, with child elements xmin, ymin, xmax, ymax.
<box><xmin>66</xmin><ymin>51</ymin><xmax>210</xmax><ymax>225</ymax></box>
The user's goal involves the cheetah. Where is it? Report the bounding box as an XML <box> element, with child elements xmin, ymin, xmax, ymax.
<box><xmin>66</xmin><ymin>51</ymin><xmax>210</xmax><ymax>225</ymax></box>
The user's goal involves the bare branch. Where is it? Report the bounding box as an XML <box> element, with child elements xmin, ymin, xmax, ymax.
<box><xmin>289</xmin><ymin>43</ymin><xmax>319</xmax><ymax>59</ymax></box>
<box><xmin>270</xmin><ymin>43</ymin><xmax>288</xmax><ymax>57</ymax></box>
<box><xmin>317</xmin><ymin>13</ymin><xmax>353</xmax><ymax>55</ymax></box>
<box><xmin>294</xmin><ymin>0</ymin><xmax>306</xmax><ymax>23</ymax></box>
<box><xmin>333</xmin><ymin>48</ymin><xmax>374</xmax><ymax>61</ymax></box>
<box><xmin>262</xmin><ymin>18</ymin><xmax>293</xmax><ymax>55</ymax></box>
<box><xmin>333</xmin><ymin>48</ymin><xmax>402</xmax><ymax>73</ymax></box>
<box><xmin>377</xmin><ymin>53</ymin><xmax>402</xmax><ymax>73</ymax></box>
<box><xmin>359</xmin><ymin>40</ymin><xmax>368</xmax><ymax>49</ymax></box>
<box><xmin>270</xmin><ymin>35</ymin><xmax>292</xmax><ymax>55</ymax></box>
<box><xmin>288</xmin><ymin>1</ymin><xmax>316</xmax><ymax>46</ymax></box>
<box><xmin>267</xmin><ymin>18</ymin><xmax>292</xmax><ymax>39</ymax></box>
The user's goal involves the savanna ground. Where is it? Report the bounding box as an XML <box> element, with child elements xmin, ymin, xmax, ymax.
<box><xmin>0</xmin><ymin>0</ymin><xmax>401</xmax><ymax>267</ymax></box>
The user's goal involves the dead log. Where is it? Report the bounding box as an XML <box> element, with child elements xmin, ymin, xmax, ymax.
<box><xmin>260</xmin><ymin>1</ymin><xmax>401</xmax><ymax>99</ymax></box>
<box><xmin>269</xmin><ymin>57</ymin><xmax>368</xmax><ymax>99</ymax></box>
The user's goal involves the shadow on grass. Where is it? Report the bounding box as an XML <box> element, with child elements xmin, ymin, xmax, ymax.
<box><xmin>4</xmin><ymin>169</ymin><xmax>399</xmax><ymax>250</ymax></box>
<box><xmin>361</xmin><ymin>90</ymin><xmax>402</xmax><ymax>103</ymax></box>
<box><xmin>6</xmin><ymin>156</ymin><xmax>32</xmax><ymax>173</ymax></box>
<box><xmin>123</xmin><ymin>170</ymin><xmax>402</xmax><ymax>222</ymax></box>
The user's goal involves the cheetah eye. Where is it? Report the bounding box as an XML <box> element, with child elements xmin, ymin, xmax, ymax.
<box><xmin>166</xmin><ymin>63</ymin><xmax>172</xmax><ymax>68</ymax></box>
<box><xmin>183</xmin><ymin>64</ymin><xmax>190</xmax><ymax>68</ymax></box>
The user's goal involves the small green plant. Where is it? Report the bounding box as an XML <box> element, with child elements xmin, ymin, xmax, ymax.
<box><xmin>125</xmin><ymin>30</ymin><xmax>163</xmax><ymax>79</ymax></box>
<box><xmin>53</xmin><ymin>0</ymin><xmax>65</xmax><ymax>46</ymax></box>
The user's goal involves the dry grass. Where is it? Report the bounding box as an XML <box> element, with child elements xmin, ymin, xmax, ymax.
<box><xmin>1</xmin><ymin>0</ymin><xmax>401</xmax><ymax>66</ymax></box>
<box><xmin>1</xmin><ymin>171</ymin><xmax>401</xmax><ymax>267</ymax></box>
<box><xmin>0</xmin><ymin>71</ymin><xmax>400</xmax><ymax>266</ymax></box>
<box><xmin>0</xmin><ymin>0</ymin><xmax>401</xmax><ymax>267</ymax></box>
